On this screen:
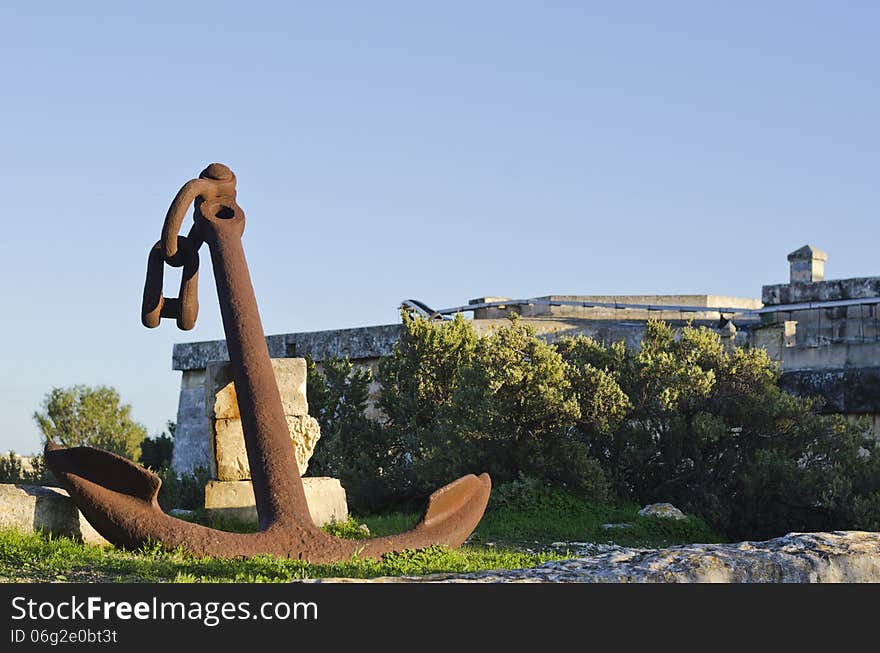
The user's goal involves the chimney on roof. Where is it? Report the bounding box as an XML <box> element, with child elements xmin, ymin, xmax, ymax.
<box><xmin>787</xmin><ymin>245</ymin><xmax>827</xmax><ymax>284</ymax></box>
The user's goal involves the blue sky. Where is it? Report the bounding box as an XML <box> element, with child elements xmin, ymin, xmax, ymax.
<box><xmin>0</xmin><ymin>1</ymin><xmax>877</xmax><ymax>454</ymax></box>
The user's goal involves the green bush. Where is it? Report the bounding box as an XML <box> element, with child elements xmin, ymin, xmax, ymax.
<box><xmin>559</xmin><ymin>321</ymin><xmax>880</xmax><ymax>538</ymax></box>
<box><xmin>307</xmin><ymin>357</ymin><xmax>399</xmax><ymax>512</ymax></box>
<box><xmin>373</xmin><ymin>313</ymin><xmax>609</xmax><ymax>502</ymax></box>
<box><xmin>378</xmin><ymin>311</ymin><xmax>478</xmax><ymax>432</ymax></box>
<box><xmin>156</xmin><ymin>466</ymin><xmax>211</xmax><ymax>511</ymax></box>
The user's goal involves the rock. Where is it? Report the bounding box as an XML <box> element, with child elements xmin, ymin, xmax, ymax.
<box><xmin>304</xmin><ymin>532</ymin><xmax>880</xmax><ymax>583</ymax></box>
<box><xmin>204</xmin><ymin>478</ymin><xmax>347</xmax><ymax>527</ymax></box>
<box><xmin>0</xmin><ymin>484</ymin><xmax>109</xmax><ymax>546</ymax></box>
<box><xmin>205</xmin><ymin>358</ymin><xmax>308</xmax><ymax>419</ymax></box>
<box><xmin>213</xmin><ymin>414</ymin><xmax>320</xmax><ymax>480</ymax></box>
<box><xmin>286</xmin><ymin>414</ymin><xmax>322</xmax><ymax>475</ymax></box>
<box><xmin>602</xmin><ymin>523</ymin><xmax>631</xmax><ymax>530</ymax></box>
<box><xmin>638</xmin><ymin>503</ymin><xmax>686</xmax><ymax>520</ymax></box>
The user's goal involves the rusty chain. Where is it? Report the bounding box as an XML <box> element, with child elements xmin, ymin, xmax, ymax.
<box><xmin>141</xmin><ymin>163</ymin><xmax>240</xmax><ymax>331</ymax></box>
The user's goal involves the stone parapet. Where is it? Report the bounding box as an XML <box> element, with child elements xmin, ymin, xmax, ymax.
<box><xmin>762</xmin><ymin>276</ymin><xmax>880</xmax><ymax>306</ymax></box>
<box><xmin>171</xmin><ymin>381</ymin><xmax>212</xmax><ymax>474</ymax></box>
<box><xmin>470</xmin><ymin>294</ymin><xmax>762</xmax><ymax>321</ymax></box>
<box><xmin>778</xmin><ymin>342</ymin><xmax>880</xmax><ymax>371</ymax></box>
<box><xmin>173</xmin><ymin>325</ymin><xmax>402</xmax><ymax>371</ymax></box>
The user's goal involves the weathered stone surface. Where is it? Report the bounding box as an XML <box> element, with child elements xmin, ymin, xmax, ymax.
<box><xmin>787</xmin><ymin>245</ymin><xmax>827</xmax><ymax>284</ymax></box>
<box><xmin>171</xmin><ymin>384</ymin><xmax>213</xmax><ymax>475</ymax></box>
<box><xmin>172</xmin><ymin>335</ymin><xmax>288</xmax><ymax>372</ymax></box>
<box><xmin>762</xmin><ymin>276</ymin><xmax>880</xmax><ymax>306</ymax></box>
<box><xmin>638</xmin><ymin>503</ymin><xmax>686</xmax><ymax>520</ymax></box>
<box><xmin>204</xmin><ymin>478</ymin><xmax>347</xmax><ymax>527</ymax></box>
<box><xmin>780</xmin><ymin>366</ymin><xmax>880</xmax><ymax>415</ymax></box>
<box><xmin>174</xmin><ymin>327</ymin><xmax>402</xmax><ymax>372</ymax></box>
<box><xmin>206</xmin><ymin>358</ymin><xmax>308</xmax><ymax>419</ymax></box>
<box><xmin>0</xmin><ymin>484</ymin><xmax>109</xmax><ymax>546</ymax></box>
<box><xmin>305</xmin><ymin>532</ymin><xmax>880</xmax><ymax>583</ymax></box>
<box><xmin>778</xmin><ymin>343</ymin><xmax>880</xmax><ymax>372</ymax></box>
<box><xmin>213</xmin><ymin>414</ymin><xmax>320</xmax><ymax>480</ymax></box>
<box><xmin>285</xmin><ymin>415</ymin><xmax>321</xmax><ymax>475</ymax></box>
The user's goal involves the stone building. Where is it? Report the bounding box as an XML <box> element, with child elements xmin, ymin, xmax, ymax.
<box><xmin>755</xmin><ymin>245</ymin><xmax>880</xmax><ymax>435</ymax></box>
<box><xmin>170</xmin><ymin>246</ymin><xmax>880</xmax><ymax>475</ymax></box>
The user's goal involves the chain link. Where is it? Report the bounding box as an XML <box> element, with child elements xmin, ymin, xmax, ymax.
<box><xmin>141</xmin><ymin>163</ymin><xmax>237</xmax><ymax>330</ymax></box>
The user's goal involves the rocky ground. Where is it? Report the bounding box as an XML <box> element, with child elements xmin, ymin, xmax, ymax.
<box><xmin>305</xmin><ymin>531</ymin><xmax>880</xmax><ymax>583</ymax></box>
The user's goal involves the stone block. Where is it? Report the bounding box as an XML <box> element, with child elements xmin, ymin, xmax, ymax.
<box><xmin>213</xmin><ymin>415</ymin><xmax>320</xmax><ymax>480</ymax></box>
<box><xmin>751</xmin><ymin>324</ymin><xmax>786</xmax><ymax>362</ymax></box>
<box><xmin>205</xmin><ymin>358</ymin><xmax>308</xmax><ymax>419</ymax></box>
<box><xmin>0</xmin><ymin>484</ymin><xmax>109</xmax><ymax>546</ymax></box>
<box><xmin>204</xmin><ymin>478</ymin><xmax>347</xmax><ymax>528</ymax></box>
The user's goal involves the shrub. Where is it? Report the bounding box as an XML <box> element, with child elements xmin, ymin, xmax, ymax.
<box><xmin>449</xmin><ymin>317</ymin><xmax>606</xmax><ymax>497</ymax></box>
<box><xmin>374</xmin><ymin>313</ymin><xmax>480</xmax><ymax>504</ymax></box>
<box><xmin>376</xmin><ymin>314</ymin><xmax>608</xmax><ymax>502</ymax></box>
<box><xmin>307</xmin><ymin>357</ymin><xmax>399</xmax><ymax>512</ymax></box>
<box><xmin>560</xmin><ymin>321</ymin><xmax>880</xmax><ymax>538</ymax></box>
<box><xmin>378</xmin><ymin>311</ymin><xmax>477</xmax><ymax>432</ymax></box>
<box><xmin>156</xmin><ymin>466</ymin><xmax>211</xmax><ymax>511</ymax></box>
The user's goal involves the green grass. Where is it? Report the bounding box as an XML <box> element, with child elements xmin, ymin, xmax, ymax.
<box><xmin>472</xmin><ymin>499</ymin><xmax>722</xmax><ymax>548</ymax></box>
<box><xmin>0</xmin><ymin>483</ymin><xmax>723</xmax><ymax>583</ymax></box>
<box><xmin>0</xmin><ymin>528</ymin><xmax>561</xmax><ymax>583</ymax></box>
<box><xmin>360</xmin><ymin>504</ymin><xmax>721</xmax><ymax>550</ymax></box>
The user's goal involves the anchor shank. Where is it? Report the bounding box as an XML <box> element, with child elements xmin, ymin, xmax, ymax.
<box><xmin>201</xmin><ymin>214</ymin><xmax>312</xmax><ymax>530</ymax></box>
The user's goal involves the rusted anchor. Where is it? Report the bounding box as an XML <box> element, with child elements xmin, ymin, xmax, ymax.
<box><xmin>45</xmin><ymin>163</ymin><xmax>491</xmax><ymax>561</ymax></box>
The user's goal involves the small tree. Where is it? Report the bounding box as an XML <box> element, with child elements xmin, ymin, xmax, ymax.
<box><xmin>34</xmin><ymin>385</ymin><xmax>146</xmax><ymax>461</ymax></box>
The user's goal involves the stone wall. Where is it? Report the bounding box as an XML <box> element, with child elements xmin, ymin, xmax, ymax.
<box><xmin>756</xmin><ymin>262</ymin><xmax>880</xmax><ymax>436</ymax></box>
